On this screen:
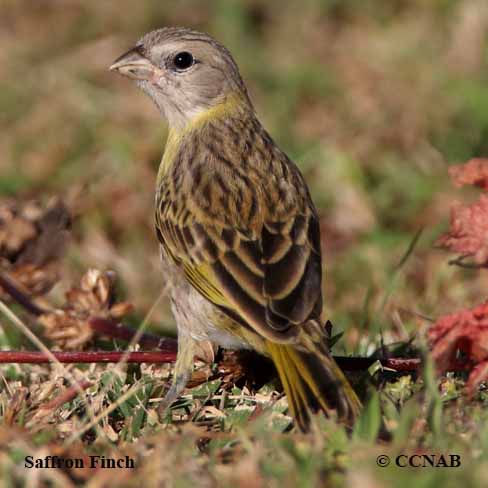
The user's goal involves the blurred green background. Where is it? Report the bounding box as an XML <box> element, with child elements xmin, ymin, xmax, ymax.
<box><xmin>2</xmin><ymin>0</ymin><xmax>488</xmax><ymax>351</ymax></box>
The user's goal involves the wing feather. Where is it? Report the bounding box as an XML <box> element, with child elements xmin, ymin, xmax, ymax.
<box><xmin>157</xmin><ymin>198</ymin><xmax>322</xmax><ymax>343</ymax></box>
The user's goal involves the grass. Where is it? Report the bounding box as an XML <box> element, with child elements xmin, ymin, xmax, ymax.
<box><xmin>2</xmin><ymin>0</ymin><xmax>488</xmax><ymax>486</ymax></box>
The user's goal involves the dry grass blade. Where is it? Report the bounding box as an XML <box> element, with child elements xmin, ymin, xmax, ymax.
<box><xmin>65</xmin><ymin>381</ymin><xmax>144</xmax><ymax>446</ymax></box>
<box><xmin>64</xmin><ymin>285</ymin><xmax>169</xmax><ymax>444</ymax></box>
<box><xmin>0</xmin><ymin>299</ymin><xmax>106</xmax><ymax>441</ymax></box>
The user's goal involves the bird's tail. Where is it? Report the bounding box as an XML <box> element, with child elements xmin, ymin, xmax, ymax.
<box><xmin>266</xmin><ymin>337</ymin><xmax>361</xmax><ymax>431</ymax></box>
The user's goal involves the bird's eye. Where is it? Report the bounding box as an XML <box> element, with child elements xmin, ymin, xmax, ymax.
<box><xmin>172</xmin><ymin>51</ymin><xmax>194</xmax><ymax>71</ymax></box>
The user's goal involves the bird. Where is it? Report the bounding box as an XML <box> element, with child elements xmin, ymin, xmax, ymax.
<box><xmin>110</xmin><ymin>27</ymin><xmax>361</xmax><ymax>431</ymax></box>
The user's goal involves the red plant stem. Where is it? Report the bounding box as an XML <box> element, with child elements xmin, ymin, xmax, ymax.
<box><xmin>0</xmin><ymin>351</ymin><xmax>469</xmax><ymax>373</ymax></box>
<box><xmin>379</xmin><ymin>357</ymin><xmax>423</xmax><ymax>371</ymax></box>
<box><xmin>333</xmin><ymin>356</ymin><xmax>425</xmax><ymax>372</ymax></box>
<box><xmin>0</xmin><ymin>351</ymin><xmax>177</xmax><ymax>364</ymax></box>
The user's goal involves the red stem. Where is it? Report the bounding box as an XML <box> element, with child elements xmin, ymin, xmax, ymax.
<box><xmin>0</xmin><ymin>351</ymin><xmax>177</xmax><ymax>363</ymax></box>
<box><xmin>0</xmin><ymin>351</ymin><xmax>467</xmax><ymax>373</ymax></box>
<box><xmin>333</xmin><ymin>356</ymin><xmax>425</xmax><ymax>372</ymax></box>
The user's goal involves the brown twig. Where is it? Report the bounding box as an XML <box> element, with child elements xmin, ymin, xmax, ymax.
<box><xmin>448</xmin><ymin>255</ymin><xmax>488</xmax><ymax>269</ymax></box>
<box><xmin>0</xmin><ymin>271</ymin><xmax>47</xmax><ymax>316</ymax></box>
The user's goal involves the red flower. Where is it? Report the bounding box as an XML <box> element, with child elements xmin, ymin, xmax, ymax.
<box><xmin>436</xmin><ymin>195</ymin><xmax>488</xmax><ymax>266</ymax></box>
<box><xmin>449</xmin><ymin>158</ymin><xmax>488</xmax><ymax>190</ymax></box>
<box><xmin>428</xmin><ymin>302</ymin><xmax>488</xmax><ymax>393</ymax></box>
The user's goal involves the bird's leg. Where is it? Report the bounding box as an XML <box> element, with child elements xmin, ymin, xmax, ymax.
<box><xmin>157</xmin><ymin>332</ymin><xmax>196</xmax><ymax>419</ymax></box>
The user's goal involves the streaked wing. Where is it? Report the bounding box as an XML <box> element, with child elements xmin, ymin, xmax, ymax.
<box><xmin>156</xmin><ymin>197</ymin><xmax>322</xmax><ymax>343</ymax></box>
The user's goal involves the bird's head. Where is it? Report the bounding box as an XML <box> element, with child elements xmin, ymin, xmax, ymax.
<box><xmin>110</xmin><ymin>27</ymin><xmax>252</xmax><ymax>130</ymax></box>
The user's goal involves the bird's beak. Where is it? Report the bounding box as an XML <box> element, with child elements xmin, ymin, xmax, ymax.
<box><xmin>110</xmin><ymin>46</ymin><xmax>156</xmax><ymax>81</ymax></box>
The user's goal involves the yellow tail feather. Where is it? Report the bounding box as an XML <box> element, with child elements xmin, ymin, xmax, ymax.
<box><xmin>266</xmin><ymin>341</ymin><xmax>361</xmax><ymax>431</ymax></box>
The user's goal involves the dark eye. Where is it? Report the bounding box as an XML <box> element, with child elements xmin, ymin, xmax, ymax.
<box><xmin>173</xmin><ymin>51</ymin><xmax>194</xmax><ymax>70</ymax></box>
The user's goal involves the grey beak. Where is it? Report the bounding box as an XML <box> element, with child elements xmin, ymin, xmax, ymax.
<box><xmin>110</xmin><ymin>46</ymin><xmax>156</xmax><ymax>80</ymax></box>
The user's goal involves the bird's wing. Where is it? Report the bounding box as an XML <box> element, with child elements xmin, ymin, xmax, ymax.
<box><xmin>156</xmin><ymin>187</ymin><xmax>323</xmax><ymax>343</ymax></box>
